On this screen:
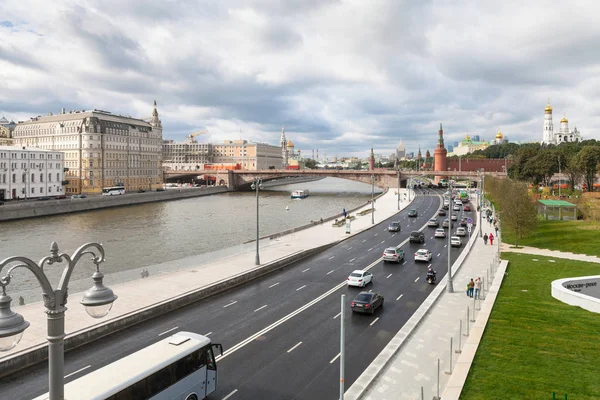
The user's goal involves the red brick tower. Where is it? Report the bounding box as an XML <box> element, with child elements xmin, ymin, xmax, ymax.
<box><xmin>369</xmin><ymin>146</ymin><xmax>375</xmax><ymax>170</ymax></box>
<box><xmin>433</xmin><ymin>123</ymin><xmax>448</xmax><ymax>182</ymax></box>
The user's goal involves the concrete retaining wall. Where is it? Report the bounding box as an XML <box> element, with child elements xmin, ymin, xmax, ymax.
<box><xmin>0</xmin><ymin>186</ymin><xmax>228</xmax><ymax>222</ymax></box>
<box><xmin>551</xmin><ymin>276</ymin><xmax>600</xmax><ymax>314</ymax></box>
<box><xmin>0</xmin><ymin>241</ymin><xmax>337</xmax><ymax>378</ymax></box>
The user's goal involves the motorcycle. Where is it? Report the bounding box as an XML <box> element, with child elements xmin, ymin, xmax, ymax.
<box><xmin>426</xmin><ymin>272</ymin><xmax>436</xmax><ymax>284</ymax></box>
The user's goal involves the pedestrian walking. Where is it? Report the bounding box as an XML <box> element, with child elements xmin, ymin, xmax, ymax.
<box><xmin>489</xmin><ymin>233</ymin><xmax>494</xmax><ymax>245</ymax></box>
<box><xmin>474</xmin><ymin>277</ymin><xmax>481</xmax><ymax>299</ymax></box>
<box><xmin>468</xmin><ymin>279</ymin><xmax>475</xmax><ymax>298</ymax></box>
<box><xmin>495</xmin><ymin>226</ymin><xmax>499</xmax><ymax>237</ymax></box>
<box><xmin>483</xmin><ymin>233</ymin><xmax>488</xmax><ymax>245</ymax></box>
<box><xmin>343</xmin><ymin>208</ymin><xmax>347</xmax><ymax>218</ymax></box>
<box><xmin>320</xmin><ymin>217</ymin><xmax>323</xmax><ymax>224</ymax></box>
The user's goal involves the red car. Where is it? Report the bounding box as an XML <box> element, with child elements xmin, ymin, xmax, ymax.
<box><xmin>54</xmin><ymin>195</ymin><xmax>68</xmax><ymax>199</ymax></box>
<box><xmin>463</xmin><ymin>204</ymin><xmax>471</xmax><ymax>211</ymax></box>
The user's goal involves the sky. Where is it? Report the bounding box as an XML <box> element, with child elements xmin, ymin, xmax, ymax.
<box><xmin>1</xmin><ymin>0</ymin><xmax>599</xmax><ymax>159</ymax></box>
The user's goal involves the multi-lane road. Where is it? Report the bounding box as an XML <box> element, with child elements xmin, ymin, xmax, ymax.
<box><xmin>1</xmin><ymin>187</ymin><xmax>477</xmax><ymax>400</ymax></box>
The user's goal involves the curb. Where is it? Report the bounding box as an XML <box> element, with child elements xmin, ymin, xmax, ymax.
<box><xmin>345</xmin><ymin>207</ymin><xmax>480</xmax><ymax>400</ymax></box>
<box><xmin>0</xmin><ymin>241</ymin><xmax>338</xmax><ymax>379</ymax></box>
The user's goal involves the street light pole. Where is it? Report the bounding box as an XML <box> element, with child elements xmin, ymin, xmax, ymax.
<box><xmin>479</xmin><ymin>171</ymin><xmax>484</xmax><ymax>238</ymax></box>
<box><xmin>0</xmin><ymin>242</ymin><xmax>117</xmax><ymax>400</ymax></box>
<box><xmin>447</xmin><ymin>181</ymin><xmax>454</xmax><ymax>293</ymax></box>
<box><xmin>397</xmin><ymin>169</ymin><xmax>400</xmax><ymax>210</ymax></box>
<box><xmin>251</xmin><ymin>178</ymin><xmax>264</xmax><ymax>265</ymax></box>
<box><xmin>558</xmin><ymin>155</ymin><xmax>561</xmax><ymax>198</ymax></box>
<box><xmin>371</xmin><ymin>174</ymin><xmax>375</xmax><ymax>224</ymax></box>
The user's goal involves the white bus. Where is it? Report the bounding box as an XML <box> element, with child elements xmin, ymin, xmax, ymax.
<box><xmin>33</xmin><ymin>331</ymin><xmax>223</xmax><ymax>400</ymax></box>
<box><xmin>102</xmin><ymin>186</ymin><xmax>125</xmax><ymax>196</ymax></box>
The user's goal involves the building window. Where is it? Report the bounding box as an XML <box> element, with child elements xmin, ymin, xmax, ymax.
<box><xmin>31</xmin><ymin>174</ymin><xmax>35</xmax><ymax>183</ymax></box>
<box><xmin>57</xmin><ymin>173</ymin><xmax>60</xmax><ymax>181</ymax></box>
<box><xmin>48</xmin><ymin>173</ymin><xmax>52</xmax><ymax>182</ymax></box>
<box><xmin>22</xmin><ymin>174</ymin><xmax>26</xmax><ymax>183</ymax></box>
<box><xmin>12</xmin><ymin>174</ymin><xmax>15</xmax><ymax>183</ymax></box>
<box><xmin>40</xmin><ymin>173</ymin><xmax>43</xmax><ymax>183</ymax></box>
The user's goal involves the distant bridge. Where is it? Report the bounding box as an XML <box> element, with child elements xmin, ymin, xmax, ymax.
<box><xmin>163</xmin><ymin>169</ymin><xmax>507</xmax><ymax>190</ymax></box>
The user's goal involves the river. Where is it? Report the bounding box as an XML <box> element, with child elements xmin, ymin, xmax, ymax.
<box><xmin>1</xmin><ymin>178</ymin><xmax>382</xmax><ymax>300</ymax></box>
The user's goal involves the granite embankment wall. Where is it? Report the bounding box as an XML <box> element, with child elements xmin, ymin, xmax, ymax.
<box><xmin>0</xmin><ymin>187</ymin><xmax>228</xmax><ymax>222</ymax></box>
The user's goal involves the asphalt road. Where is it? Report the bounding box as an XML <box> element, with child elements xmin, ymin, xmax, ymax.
<box><xmin>1</xmin><ymin>187</ymin><xmax>478</xmax><ymax>400</ymax></box>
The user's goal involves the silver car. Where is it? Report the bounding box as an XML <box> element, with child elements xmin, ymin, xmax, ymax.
<box><xmin>455</xmin><ymin>227</ymin><xmax>467</xmax><ymax>237</ymax></box>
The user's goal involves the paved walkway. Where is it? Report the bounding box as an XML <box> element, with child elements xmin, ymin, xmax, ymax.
<box><xmin>1</xmin><ymin>188</ymin><xmax>414</xmax><ymax>360</ymax></box>
<box><xmin>500</xmin><ymin>243</ymin><xmax>600</xmax><ymax>263</ymax></box>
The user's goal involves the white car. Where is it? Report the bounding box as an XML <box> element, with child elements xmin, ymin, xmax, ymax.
<box><xmin>451</xmin><ymin>214</ymin><xmax>458</xmax><ymax>221</ymax></box>
<box><xmin>434</xmin><ymin>228</ymin><xmax>446</xmax><ymax>238</ymax></box>
<box><xmin>414</xmin><ymin>249</ymin><xmax>433</xmax><ymax>262</ymax></box>
<box><xmin>455</xmin><ymin>227</ymin><xmax>467</xmax><ymax>237</ymax></box>
<box><xmin>450</xmin><ymin>236</ymin><xmax>462</xmax><ymax>247</ymax></box>
<box><xmin>347</xmin><ymin>270</ymin><xmax>373</xmax><ymax>287</ymax></box>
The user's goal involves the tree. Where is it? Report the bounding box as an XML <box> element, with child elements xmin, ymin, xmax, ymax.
<box><xmin>572</xmin><ymin>146</ymin><xmax>600</xmax><ymax>191</ymax></box>
<box><xmin>303</xmin><ymin>158</ymin><xmax>318</xmax><ymax>169</ymax></box>
<box><xmin>557</xmin><ymin>142</ymin><xmax>582</xmax><ymax>190</ymax></box>
<box><xmin>496</xmin><ymin>179</ymin><xmax>537</xmax><ymax>247</ymax></box>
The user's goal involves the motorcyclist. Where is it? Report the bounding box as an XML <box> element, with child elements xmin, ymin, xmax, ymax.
<box><xmin>426</xmin><ymin>267</ymin><xmax>436</xmax><ymax>283</ymax></box>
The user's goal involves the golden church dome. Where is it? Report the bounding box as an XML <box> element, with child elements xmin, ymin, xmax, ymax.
<box><xmin>465</xmin><ymin>134</ymin><xmax>471</xmax><ymax>141</ymax></box>
<box><xmin>560</xmin><ymin>116</ymin><xmax>568</xmax><ymax>123</ymax></box>
<box><xmin>545</xmin><ymin>103</ymin><xmax>553</xmax><ymax>113</ymax></box>
<box><xmin>496</xmin><ymin>130</ymin><xmax>503</xmax><ymax>139</ymax></box>
<box><xmin>286</xmin><ymin>140</ymin><xmax>294</xmax><ymax>147</ymax></box>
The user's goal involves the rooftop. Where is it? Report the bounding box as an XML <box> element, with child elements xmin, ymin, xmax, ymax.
<box><xmin>537</xmin><ymin>199</ymin><xmax>576</xmax><ymax>207</ymax></box>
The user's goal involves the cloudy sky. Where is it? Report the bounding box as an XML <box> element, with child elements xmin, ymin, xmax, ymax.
<box><xmin>1</xmin><ymin>0</ymin><xmax>598</xmax><ymax>158</ymax></box>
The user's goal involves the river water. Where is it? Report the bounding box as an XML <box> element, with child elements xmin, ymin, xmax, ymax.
<box><xmin>1</xmin><ymin>178</ymin><xmax>382</xmax><ymax>299</ymax></box>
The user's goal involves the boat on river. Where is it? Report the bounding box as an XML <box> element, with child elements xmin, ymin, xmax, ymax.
<box><xmin>291</xmin><ymin>189</ymin><xmax>309</xmax><ymax>199</ymax></box>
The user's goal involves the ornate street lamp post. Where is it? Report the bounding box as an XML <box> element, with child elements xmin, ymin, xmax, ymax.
<box><xmin>0</xmin><ymin>242</ymin><xmax>117</xmax><ymax>400</ymax></box>
<box><xmin>251</xmin><ymin>178</ymin><xmax>264</xmax><ymax>265</ymax></box>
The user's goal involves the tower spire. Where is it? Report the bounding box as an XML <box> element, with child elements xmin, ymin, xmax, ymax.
<box><xmin>437</xmin><ymin>123</ymin><xmax>445</xmax><ymax>148</ymax></box>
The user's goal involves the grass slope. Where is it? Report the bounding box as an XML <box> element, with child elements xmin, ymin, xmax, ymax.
<box><xmin>460</xmin><ymin>252</ymin><xmax>600</xmax><ymax>400</ymax></box>
<box><xmin>501</xmin><ymin>220</ymin><xmax>600</xmax><ymax>257</ymax></box>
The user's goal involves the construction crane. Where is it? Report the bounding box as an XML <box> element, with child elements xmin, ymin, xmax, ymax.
<box><xmin>185</xmin><ymin>129</ymin><xmax>209</xmax><ymax>143</ymax></box>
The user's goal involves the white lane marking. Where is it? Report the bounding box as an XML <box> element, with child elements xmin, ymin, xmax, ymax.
<box><xmin>333</xmin><ymin>312</ymin><xmax>341</xmax><ymax>319</ymax></box>
<box><xmin>330</xmin><ymin>353</ymin><xmax>341</xmax><ymax>364</ymax></box>
<box><xmin>362</xmin><ymin>239</ymin><xmax>367</xmax><ymax>243</ymax></box>
<box><xmin>403</xmin><ymin>261</ymin><xmax>407</xmax><ymax>265</ymax></box>
<box><xmin>386</xmin><ymin>273</ymin><xmax>392</xmax><ymax>279</ymax></box>
<box><xmin>328</xmin><ymin>256</ymin><xmax>335</xmax><ymax>260</ymax></box>
<box><xmin>349</xmin><ymin>258</ymin><xmax>356</xmax><ymax>262</ymax></box>
<box><xmin>254</xmin><ymin>305</ymin><xmax>267</xmax><ymax>312</ymax></box>
<box><xmin>287</xmin><ymin>341</ymin><xmax>303</xmax><ymax>353</ymax></box>
<box><xmin>392</xmin><ymin>234</ymin><xmax>396</xmax><ymax>237</ymax></box>
<box><xmin>374</xmin><ymin>233</ymin><xmax>378</xmax><ymax>237</ymax></box>
<box><xmin>302</xmin><ymin>268</ymin><xmax>310</xmax><ymax>272</ymax></box>
<box><xmin>296</xmin><ymin>285</ymin><xmax>306</xmax><ymax>291</ymax></box>
<box><xmin>205</xmin><ymin>332</ymin><xmax>213</xmax><ymax>336</ymax></box>
<box><xmin>381</xmin><ymin>240</ymin><xmax>386</xmax><ymax>244</ymax></box>
<box><xmin>347</xmin><ymin>247</ymin><xmax>353</xmax><ymax>250</ymax></box>
<box><xmin>269</xmin><ymin>282</ymin><xmax>280</xmax><ymax>288</ymax></box>
<box><xmin>444</xmin><ymin>245</ymin><xmax>447</xmax><ymax>248</ymax></box>
<box><xmin>368</xmin><ymin>248</ymin><xmax>373</xmax><ymax>252</ymax></box>
<box><xmin>224</xmin><ymin>301</ymin><xmax>238</xmax><ymax>308</ymax></box>
<box><xmin>428</xmin><ymin>264</ymin><xmax>432</xmax><ymax>268</ymax></box>
<box><xmin>437</xmin><ymin>253</ymin><xmax>441</xmax><ymax>257</ymax></box>
<box><xmin>65</xmin><ymin>365</ymin><xmax>91</xmax><ymax>379</ymax></box>
<box><xmin>414</xmin><ymin>277</ymin><xmax>420</xmax><ymax>282</ymax></box>
<box><xmin>158</xmin><ymin>326</ymin><xmax>179</xmax><ymax>336</ymax></box>
<box><xmin>396</xmin><ymin>294</ymin><xmax>404</xmax><ymax>301</ymax></box>
<box><xmin>222</xmin><ymin>389</ymin><xmax>238</xmax><ymax>400</ymax></box>
<box><xmin>370</xmin><ymin>317</ymin><xmax>380</xmax><ymax>326</ymax></box>
<box><xmin>327</xmin><ymin>269</ymin><xmax>335</xmax><ymax>274</ymax></box>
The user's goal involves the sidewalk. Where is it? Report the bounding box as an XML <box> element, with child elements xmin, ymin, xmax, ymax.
<box><xmin>349</xmin><ymin>209</ymin><xmax>501</xmax><ymax>400</ymax></box>
<box><xmin>500</xmin><ymin>243</ymin><xmax>600</xmax><ymax>263</ymax></box>
<box><xmin>1</xmin><ymin>188</ymin><xmax>413</xmax><ymax>361</ymax></box>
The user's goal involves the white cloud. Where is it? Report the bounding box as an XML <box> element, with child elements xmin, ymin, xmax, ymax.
<box><xmin>1</xmin><ymin>0</ymin><xmax>599</xmax><ymax>159</ymax></box>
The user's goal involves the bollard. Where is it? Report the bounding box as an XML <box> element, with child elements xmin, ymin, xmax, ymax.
<box><xmin>473</xmin><ymin>294</ymin><xmax>477</xmax><ymax>315</ymax></box>
<box><xmin>436</xmin><ymin>359</ymin><xmax>440</xmax><ymax>399</ymax></box>
<box><xmin>482</xmin><ymin>276</ymin><xmax>486</xmax><ymax>295</ymax></box>
<box><xmin>445</xmin><ymin>337</ymin><xmax>453</xmax><ymax>375</ymax></box>
<box><xmin>421</xmin><ymin>386</ymin><xmax>424</xmax><ymax>400</ymax></box>
<box><xmin>465</xmin><ymin>307</ymin><xmax>470</xmax><ymax>336</ymax></box>
<box><xmin>456</xmin><ymin>320</ymin><xmax>462</xmax><ymax>354</ymax></box>
<box><xmin>486</xmin><ymin>270</ymin><xmax>489</xmax><ymax>290</ymax></box>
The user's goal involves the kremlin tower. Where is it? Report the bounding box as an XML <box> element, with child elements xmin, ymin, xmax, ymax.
<box><xmin>433</xmin><ymin>123</ymin><xmax>448</xmax><ymax>182</ymax></box>
<box><xmin>369</xmin><ymin>146</ymin><xmax>375</xmax><ymax>170</ymax></box>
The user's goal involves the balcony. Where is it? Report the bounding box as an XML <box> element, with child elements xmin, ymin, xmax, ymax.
<box><xmin>63</xmin><ymin>167</ymin><xmax>69</xmax><ymax>172</ymax></box>
<box><xmin>61</xmin><ymin>180</ymin><xmax>70</xmax><ymax>186</ymax></box>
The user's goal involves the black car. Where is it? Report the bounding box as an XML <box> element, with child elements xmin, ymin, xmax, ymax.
<box><xmin>408</xmin><ymin>209</ymin><xmax>418</xmax><ymax>217</ymax></box>
<box><xmin>37</xmin><ymin>196</ymin><xmax>51</xmax><ymax>201</ymax></box>
<box><xmin>156</xmin><ymin>188</ymin><xmax>166</xmax><ymax>192</ymax></box>
<box><xmin>438</xmin><ymin>209</ymin><xmax>447</xmax><ymax>216</ymax></box>
<box><xmin>409</xmin><ymin>230</ymin><xmax>425</xmax><ymax>243</ymax></box>
<box><xmin>388</xmin><ymin>221</ymin><xmax>401</xmax><ymax>232</ymax></box>
<box><xmin>351</xmin><ymin>291</ymin><xmax>384</xmax><ymax>314</ymax></box>
<box><xmin>137</xmin><ymin>189</ymin><xmax>146</xmax><ymax>193</ymax></box>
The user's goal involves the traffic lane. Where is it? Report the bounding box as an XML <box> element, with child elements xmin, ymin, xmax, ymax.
<box><xmin>0</xmin><ymin>194</ymin><xmax>437</xmax><ymax>398</ymax></box>
<box><xmin>210</xmin><ymin>234</ymin><xmax>462</xmax><ymax>399</ymax></box>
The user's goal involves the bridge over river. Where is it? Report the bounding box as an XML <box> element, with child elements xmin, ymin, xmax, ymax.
<box><xmin>164</xmin><ymin>169</ymin><xmax>508</xmax><ymax>189</ymax></box>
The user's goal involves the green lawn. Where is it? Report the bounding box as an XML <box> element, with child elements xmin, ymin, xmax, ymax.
<box><xmin>461</xmin><ymin>253</ymin><xmax>600</xmax><ymax>400</ymax></box>
<box><xmin>501</xmin><ymin>219</ymin><xmax>600</xmax><ymax>257</ymax></box>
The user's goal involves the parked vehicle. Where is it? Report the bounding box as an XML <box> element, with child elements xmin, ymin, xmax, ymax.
<box><xmin>351</xmin><ymin>291</ymin><xmax>384</xmax><ymax>314</ymax></box>
<box><xmin>388</xmin><ymin>221</ymin><xmax>401</xmax><ymax>232</ymax></box>
<box><xmin>347</xmin><ymin>270</ymin><xmax>373</xmax><ymax>287</ymax></box>
<box><xmin>37</xmin><ymin>196</ymin><xmax>51</xmax><ymax>201</ymax></box>
<box><xmin>409</xmin><ymin>231</ymin><xmax>425</xmax><ymax>243</ymax></box>
<box><xmin>414</xmin><ymin>249</ymin><xmax>433</xmax><ymax>262</ymax></box>
<box><xmin>54</xmin><ymin>195</ymin><xmax>67</xmax><ymax>200</ymax></box>
<box><xmin>71</xmin><ymin>194</ymin><xmax>87</xmax><ymax>199</ymax></box>
<box><xmin>382</xmin><ymin>247</ymin><xmax>405</xmax><ymax>263</ymax></box>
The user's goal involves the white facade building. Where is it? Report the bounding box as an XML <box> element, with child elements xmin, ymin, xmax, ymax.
<box><xmin>0</xmin><ymin>146</ymin><xmax>65</xmax><ymax>200</ymax></box>
<box><xmin>396</xmin><ymin>141</ymin><xmax>406</xmax><ymax>160</ymax></box>
<box><xmin>542</xmin><ymin>102</ymin><xmax>582</xmax><ymax>145</ymax></box>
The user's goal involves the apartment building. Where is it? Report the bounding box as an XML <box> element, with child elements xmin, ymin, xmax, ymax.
<box><xmin>0</xmin><ymin>146</ymin><xmax>65</xmax><ymax>200</ymax></box>
<box><xmin>11</xmin><ymin>102</ymin><xmax>163</xmax><ymax>194</ymax></box>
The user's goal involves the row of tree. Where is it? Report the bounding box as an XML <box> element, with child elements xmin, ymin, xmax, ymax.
<box><xmin>484</xmin><ymin>176</ymin><xmax>538</xmax><ymax>247</ymax></box>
